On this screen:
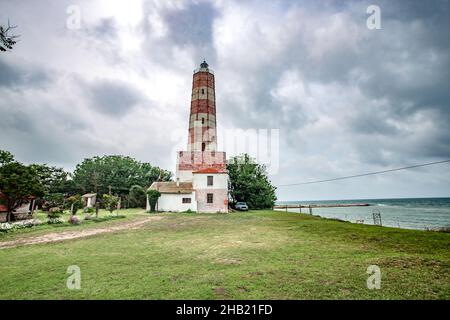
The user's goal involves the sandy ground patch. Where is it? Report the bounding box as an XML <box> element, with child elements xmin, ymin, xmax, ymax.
<box><xmin>0</xmin><ymin>216</ymin><xmax>163</xmax><ymax>249</ymax></box>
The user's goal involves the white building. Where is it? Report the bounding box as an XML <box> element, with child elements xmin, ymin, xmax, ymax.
<box><xmin>147</xmin><ymin>60</ymin><xmax>229</xmax><ymax>213</ymax></box>
<box><xmin>147</xmin><ymin>168</ymin><xmax>228</xmax><ymax>213</ymax></box>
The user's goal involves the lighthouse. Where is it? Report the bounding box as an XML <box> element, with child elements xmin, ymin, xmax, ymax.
<box><xmin>188</xmin><ymin>60</ymin><xmax>217</xmax><ymax>152</ymax></box>
<box><xmin>176</xmin><ymin>61</ymin><xmax>227</xmax><ymax>182</ymax></box>
<box><xmin>148</xmin><ymin>61</ymin><xmax>229</xmax><ymax>213</ymax></box>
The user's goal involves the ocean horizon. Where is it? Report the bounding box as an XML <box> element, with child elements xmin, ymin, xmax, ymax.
<box><xmin>275</xmin><ymin>197</ymin><xmax>450</xmax><ymax>231</ymax></box>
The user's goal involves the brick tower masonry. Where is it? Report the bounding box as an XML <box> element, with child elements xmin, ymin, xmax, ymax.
<box><xmin>188</xmin><ymin>60</ymin><xmax>217</xmax><ymax>152</ymax></box>
<box><xmin>149</xmin><ymin>61</ymin><xmax>229</xmax><ymax>213</ymax></box>
<box><xmin>176</xmin><ymin>60</ymin><xmax>227</xmax><ymax>183</ymax></box>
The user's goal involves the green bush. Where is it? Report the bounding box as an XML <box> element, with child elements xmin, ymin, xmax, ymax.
<box><xmin>0</xmin><ymin>219</ymin><xmax>44</xmax><ymax>232</ymax></box>
<box><xmin>146</xmin><ymin>189</ymin><xmax>161</xmax><ymax>212</ymax></box>
<box><xmin>129</xmin><ymin>185</ymin><xmax>146</xmax><ymax>208</ymax></box>
<box><xmin>47</xmin><ymin>217</ymin><xmax>64</xmax><ymax>224</ymax></box>
<box><xmin>47</xmin><ymin>207</ymin><xmax>63</xmax><ymax>219</ymax></box>
<box><xmin>84</xmin><ymin>207</ymin><xmax>94</xmax><ymax>214</ymax></box>
<box><xmin>103</xmin><ymin>194</ymin><xmax>120</xmax><ymax>214</ymax></box>
<box><xmin>42</xmin><ymin>193</ymin><xmax>65</xmax><ymax>211</ymax></box>
<box><xmin>67</xmin><ymin>195</ymin><xmax>83</xmax><ymax>215</ymax></box>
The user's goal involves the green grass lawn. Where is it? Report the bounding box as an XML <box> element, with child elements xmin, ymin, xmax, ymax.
<box><xmin>0</xmin><ymin>210</ymin><xmax>449</xmax><ymax>299</ymax></box>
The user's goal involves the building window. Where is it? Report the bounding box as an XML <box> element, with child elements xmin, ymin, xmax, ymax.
<box><xmin>202</xmin><ymin>142</ymin><xmax>206</xmax><ymax>151</ymax></box>
<box><xmin>182</xmin><ymin>198</ymin><xmax>191</xmax><ymax>204</ymax></box>
<box><xmin>201</xmin><ymin>88</ymin><xmax>205</xmax><ymax>95</ymax></box>
<box><xmin>201</xmin><ymin>118</ymin><xmax>205</xmax><ymax>124</ymax></box>
<box><xmin>207</xmin><ymin>193</ymin><xmax>213</xmax><ymax>203</ymax></box>
<box><xmin>207</xmin><ymin>176</ymin><xmax>213</xmax><ymax>186</ymax></box>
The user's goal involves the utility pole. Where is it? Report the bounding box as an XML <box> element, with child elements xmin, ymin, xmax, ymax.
<box><xmin>109</xmin><ymin>185</ymin><xmax>112</xmax><ymax>195</ymax></box>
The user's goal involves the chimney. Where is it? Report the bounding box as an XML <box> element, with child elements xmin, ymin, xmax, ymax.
<box><xmin>176</xmin><ymin>178</ymin><xmax>180</xmax><ymax>187</ymax></box>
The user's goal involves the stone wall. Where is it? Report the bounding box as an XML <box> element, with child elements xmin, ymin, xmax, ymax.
<box><xmin>195</xmin><ymin>189</ymin><xmax>228</xmax><ymax>213</ymax></box>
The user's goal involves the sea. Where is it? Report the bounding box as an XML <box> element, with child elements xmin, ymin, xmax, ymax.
<box><xmin>275</xmin><ymin>197</ymin><xmax>450</xmax><ymax>231</ymax></box>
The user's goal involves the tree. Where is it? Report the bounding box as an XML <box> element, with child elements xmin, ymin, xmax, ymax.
<box><xmin>41</xmin><ymin>192</ymin><xmax>65</xmax><ymax>211</ymax></box>
<box><xmin>0</xmin><ymin>150</ymin><xmax>14</xmax><ymax>165</ymax></box>
<box><xmin>72</xmin><ymin>155</ymin><xmax>172</xmax><ymax>195</ymax></box>
<box><xmin>227</xmin><ymin>154</ymin><xmax>277</xmax><ymax>209</ymax></box>
<box><xmin>0</xmin><ymin>21</ymin><xmax>19</xmax><ymax>52</ymax></box>
<box><xmin>129</xmin><ymin>185</ymin><xmax>146</xmax><ymax>208</ymax></box>
<box><xmin>103</xmin><ymin>194</ymin><xmax>119</xmax><ymax>214</ymax></box>
<box><xmin>30</xmin><ymin>164</ymin><xmax>74</xmax><ymax>195</ymax></box>
<box><xmin>146</xmin><ymin>189</ymin><xmax>161</xmax><ymax>212</ymax></box>
<box><xmin>66</xmin><ymin>195</ymin><xmax>83</xmax><ymax>215</ymax></box>
<box><xmin>0</xmin><ymin>162</ymin><xmax>44</xmax><ymax>222</ymax></box>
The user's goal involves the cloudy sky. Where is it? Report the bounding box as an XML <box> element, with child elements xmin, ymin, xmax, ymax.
<box><xmin>1</xmin><ymin>0</ymin><xmax>449</xmax><ymax>201</ymax></box>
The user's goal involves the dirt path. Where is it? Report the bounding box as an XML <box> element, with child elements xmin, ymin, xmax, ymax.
<box><xmin>0</xmin><ymin>216</ymin><xmax>163</xmax><ymax>249</ymax></box>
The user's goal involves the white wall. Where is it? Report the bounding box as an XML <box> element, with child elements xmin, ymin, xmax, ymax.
<box><xmin>147</xmin><ymin>192</ymin><xmax>197</xmax><ymax>212</ymax></box>
<box><xmin>177</xmin><ymin>170</ymin><xmax>193</xmax><ymax>182</ymax></box>
<box><xmin>193</xmin><ymin>173</ymin><xmax>228</xmax><ymax>189</ymax></box>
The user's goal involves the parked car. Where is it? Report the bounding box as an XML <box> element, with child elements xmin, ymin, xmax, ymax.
<box><xmin>235</xmin><ymin>202</ymin><xmax>248</xmax><ymax>211</ymax></box>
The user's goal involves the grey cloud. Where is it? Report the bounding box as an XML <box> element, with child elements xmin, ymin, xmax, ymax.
<box><xmin>77</xmin><ymin>17</ymin><xmax>123</xmax><ymax>64</ymax></box>
<box><xmin>348</xmin><ymin>111</ymin><xmax>399</xmax><ymax>136</ymax></box>
<box><xmin>84</xmin><ymin>79</ymin><xmax>143</xmax><ymax>116</ymax></box>
<box><xmin>140</xmin><ymin>0</ymin><xmax>218</xmax><ymax>71</ymax></box>
<box><xmin>91</xmin><ymin>18</ymin><xmax>118</xmax><ymax>40</ymax></box>
<box><xmin>0</xmin><ymin>95</ymin><xmax>80</xmax><ymax>166</ymax></box>
<box><xmin>0</xmin><ymin>59</ymin><xmax>49</xmax><ymax>88</ymax></box>
<box><xmin>1</xmin><ymin>0</ymin><xmax>449</xmax><ymax>199</ymax></box>
<box><xmin>216</xmin><ymin>0</ymin><xmax>450</xmax><ymax>169</ymax></box>
<box><xmin>163</xmin><ymin>2</ymin><xmax>218</xmax><ymax>47</ymax></box>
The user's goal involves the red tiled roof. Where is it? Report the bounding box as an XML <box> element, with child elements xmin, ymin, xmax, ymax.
<box><xmin>193</xmin><ymin>167</ymin><xmax>227</xmax><ymax>174</ymax></box>
<box><xmin>149</xmin><ymin>181</ymin><xmax>193</xmax><ymax>194</ymax></box>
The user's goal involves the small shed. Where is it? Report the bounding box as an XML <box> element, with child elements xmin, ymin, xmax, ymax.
<box><xmin>147</xmin><ymin>181</ymin><xmax>196</xmax><ymax>212</ymax></box>
<box><xmin>0</xmin><ymin>192</ymin><xmax>36</xmax><ymax>221</ymax></box>
<box><xmin>82</xmin><ymin>193</ymin><xmax>97</xmax><ymax>208</ymax></box>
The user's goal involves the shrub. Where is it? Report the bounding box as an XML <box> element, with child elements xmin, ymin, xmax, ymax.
<box><xmin>84</xmin><ymin>207</ymin><xmax>94</xmax><ymax>214</ymax></box>
<box><xmin>16</xmin><ymin>219</ymin><xmax>43</xmax><ymax>228</ymax></box>
<box><xmin>67</xmin><ymin>195</ymin><xmax>83</xmax><ymax>215</ymax></box>
<box><xmin>0</xmin><ymin>219</ymin><xmax>44</xmax><ymax>232</ymax></box>
<box><xmin>146</xmin><ymin>189</ymin><xmax>161</xmax><ymax>212</ymax></box>
<box><xmin>47</xmin><ymin>217</ymin><xmax>64</xmax><ymax>224</ymax></box>
<box><xmin>48</xmin><ymin>207</ymin><xmax>63</xmax><ymax>219</ymax></box>
<box><xmin>42</xmin><ymin>193</ymin><xmax>65</xmax><ymax>211</ymax></box>
<box><xmin>103</xmin><ymin>194</ymin><xmax>120</xmax><ymax>214</ymax></box>
<box><xmin>0</xmin><ymin>222</ymin><xmax>13</xmax><ymax>232</ymax></box>
<box><xmin>129</xmin><ymin>185</ymin><xmax>146</xmax><ymax>208</ymax></box>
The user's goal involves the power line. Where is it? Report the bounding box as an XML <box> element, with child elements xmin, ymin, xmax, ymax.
<box><xmin>277</xmin><ymin>159</ymin><xmax>450</xmax><ymax>187</ymax></box>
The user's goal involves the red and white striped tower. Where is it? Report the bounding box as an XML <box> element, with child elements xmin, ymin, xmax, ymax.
<box><xmin>188</xmin><ymin>60</ymin><xmax>217</xmax><ymax>152</ymax></box>
<box><xmin>176</xmin><ymin>61</ymin><xmax>227</xmax><ymax>182</ymax></box>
